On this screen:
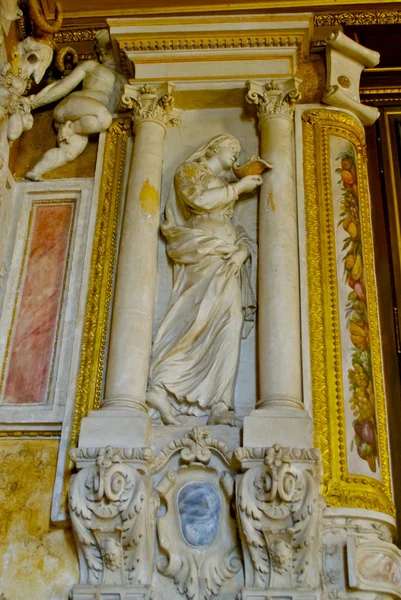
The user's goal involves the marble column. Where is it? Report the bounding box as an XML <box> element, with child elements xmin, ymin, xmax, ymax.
<box><xmin>243</xmin><ymin>79</ymin><xmax>311</xmax><ymax>448</ymax></box>
<box><xmin>79</xmin><ymin>83</ymin><xmax>178</xmax><ymax>447</ymax></box>
<box><xmin>104</xmin><ymin>82</ymin><xmax>178</xmax><ymax>410</ymax></box>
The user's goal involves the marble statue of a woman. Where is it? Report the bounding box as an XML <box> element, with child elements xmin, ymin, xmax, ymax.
<box><xmin>147</xmin><ymin>134</ymin><xmax>262</xmax><ymax>426</ymax></box>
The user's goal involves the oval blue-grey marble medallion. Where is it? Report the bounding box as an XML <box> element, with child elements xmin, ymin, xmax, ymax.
<box><xmin>177</xmin><ymin>481</ymin><xmax>221</xmax><ymax>547</ymax></box>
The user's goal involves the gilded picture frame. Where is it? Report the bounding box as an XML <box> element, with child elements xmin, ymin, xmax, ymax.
<box><xmin>302</xmin><ymin>108</ymin><xmax>394</xmax><ymax>516</ymax></box>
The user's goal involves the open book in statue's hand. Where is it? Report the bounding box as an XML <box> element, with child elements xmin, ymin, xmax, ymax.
<box><xmin>232</xmin><ymin>155</ymin><xmax>272</xmax><ymax>179</ymax></box>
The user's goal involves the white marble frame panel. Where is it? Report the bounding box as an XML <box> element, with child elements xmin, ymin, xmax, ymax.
<box><xmin>0</xmin><ymin>176</ymin><xmax>97</xmax><ymax>430</ymax></box>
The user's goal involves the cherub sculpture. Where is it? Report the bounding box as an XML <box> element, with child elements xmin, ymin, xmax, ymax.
<box><xmin>26</xmin><ymin>30</ymin><xmax>126</xmax><ymax>180</ymax></box>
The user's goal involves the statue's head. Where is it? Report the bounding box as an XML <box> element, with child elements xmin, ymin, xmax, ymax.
<box><xmin>94</xmin><ymin>30</ymin><xmax>116</xmax><ymax>67</ymax></box>
<box><xmin>187</xmin><ymin>134</ymin><xmax>241</xmax><ymax>175</ymax></box>
<box><xmin>201</xmin><ymin>134</ymin><xmax>241</xmax><ymax>172</ymax></box>
<box><xmin>12</xmin><ymin>36</ymin><xmax>53</xmax><ymax>83</ymax></box>
<box><xmin>203</xmin><ymin>134</ymin><xmax>241</xmax><ymax>161</ymax></box>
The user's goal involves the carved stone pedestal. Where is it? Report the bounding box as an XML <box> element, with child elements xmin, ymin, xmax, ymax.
<box><xmin>236</xmin><ymin>445</ymin><xmax>323</xmax><ymax>600</ymax></box>
<box><xmin>68</xmin><ymin>447</ymin><xmax>156</xmax><ymax>600</ymax></box>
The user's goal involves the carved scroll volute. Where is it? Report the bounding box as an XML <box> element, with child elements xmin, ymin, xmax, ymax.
<box><xmin>68</xmin><ymin>446</ymin><xmax>156</xmax><ymax>591</ymax></box>
<box><xmin>235</xmin><ymin>445</ymin><xmax>323</xmax><ymax>592</ymax></box>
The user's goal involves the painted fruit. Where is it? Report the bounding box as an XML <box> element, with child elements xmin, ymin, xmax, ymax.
<box><xmin>345</xmin><ymin>254</ymin><xmax>355</xmax><ymax>270</ymax></box>
<box><xmin>367</xmin><ymin>453</ymin><xmax>377</xmax><ymax>472</ymax></box>
<box><xmin>342</xmin><ymin>216</ymin><xmax>352</xmax><ymax>231</ymax></box>
<box><xmin>348</xmin><ymin>222</ymin><xmax>359</xmax><ymax>240</ymax></box>
<box><xmin>354</xmin><ymin>282</ymin><xmax>366</xmax><ymax>302</ymax></box>
<box><xmin>341</xmin><ymin>157</ymin><xmax>354</xmax><ymax>170</ymax></box>
<box><xmin>350</xmin><ymin>320</ymin><xmax>369</xmax><ymax>350</ymax></box>
<box><xmin>351</xmin><ymin>254</ymin><xmax>363</xmax><ymax>281</ymax></box>
<box><xmin>354</xmin><ymin>419</ymin><xmax>376</xmax><ymax>448</ymax></box>
<box><xmin>341</xmin><ymin>170</ymin><xmax>354</xmax><ymax>188</ymax></box>
<box><xmin>357</xmin><ymin>441</ymin><xmax>373</xmax><ymax>459</ymax></box>
<box><xmin>353</xmin><ymin>299</ymin><xmax>364</xmax><ymax>313</ymax></box>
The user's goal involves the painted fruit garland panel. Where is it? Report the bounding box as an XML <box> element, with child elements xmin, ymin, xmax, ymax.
<box><xmin>302</xmin><ymin>109</ymin><xmax>393</xmax><ymax>516</ymax></box>
<box><xmin>330</xmin><ymin>135</ymin><xmax>380</xmax><ymax>479</ymax></box>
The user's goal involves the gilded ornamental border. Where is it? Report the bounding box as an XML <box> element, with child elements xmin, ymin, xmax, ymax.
<box><xmin>69</xmin><ymin>118</ymin><xmax>131</xmax><ymax>453</ymax></box>
<box><xmin>302</xmin><ymin>108</ymin><xmax>394</xmax><ymax>516</ymax></box>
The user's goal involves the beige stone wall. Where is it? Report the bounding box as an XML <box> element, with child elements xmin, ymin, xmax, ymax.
<box><xmin>0</xmin><ymin>440</ymin><xmax>78</xmax><ymax>600</ymax></box>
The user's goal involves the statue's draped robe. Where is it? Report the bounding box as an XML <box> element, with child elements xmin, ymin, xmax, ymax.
<box><xmin>148</xmin><ymin>160</ymin><xmax>255</xmax><ymax>416</ymax></box>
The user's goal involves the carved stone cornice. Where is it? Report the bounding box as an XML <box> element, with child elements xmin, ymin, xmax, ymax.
<box><xmin>246</xmin><ymin>78</ymin><xmax>301</xmax><ymax>126</ymax></box>
<box><xmin>121</xmin><ymin>82</ymin><xmax>180</xmax><ymax>130</ymax></box>
<box><xmin>70</xmin><ymin>445</ymin><xmax>155</xmax><ymax>470</ymax></box>
<box><xmin>235</xmin><ymin>444</ymin><xmax>320</xmax><ymax>469</ymax></box>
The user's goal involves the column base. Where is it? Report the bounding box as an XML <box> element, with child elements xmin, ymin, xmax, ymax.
<box><xmin>241</xmin><ymin>588</ymin><xmax>321</xmax><ymax>600</ymax></box>
<box><xmin>79</xmin><ymin>409</ymin><xmax>152</xmax><ymax>447</ymax></box>
<box><xmin>243</xmin><ymin>408</ymin><xmax>313</xmax><ymax>447</ymax></box>
<box><xmin>71</xmin><ymin>585</ymin><xmax>152</xmax><ymax>600</ymax></box>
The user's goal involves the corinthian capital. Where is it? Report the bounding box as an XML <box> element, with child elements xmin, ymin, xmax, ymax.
<box><xmin>121</xmin><ymin>82</ymin><xmax>180</xmax><ymax>129</ymax></box>
<box><xmin>246</xmin><ymin>78</ymin><xmax>301</xmax><ymax>125</ymax></box>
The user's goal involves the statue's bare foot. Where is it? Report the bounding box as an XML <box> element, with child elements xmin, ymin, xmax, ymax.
<box><xmin>57</xmin><ymin>120</ymin><xmax>74</xmax><ymax>144</ymax></box>
<box><xmin>25</xmin><ymin>172</ymin><xmax>43</xmax><ymax>181</ymax></box>
<box><xmin>207</xmin><ymin>407</ymin><xmax>241</xmax><ymax>427</ymax></box>
<box><xmin>147</xmin><ymin>387</ymin><xmax>181</xmax><ymax>426</ymax></box>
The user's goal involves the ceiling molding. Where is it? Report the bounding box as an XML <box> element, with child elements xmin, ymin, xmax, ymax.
<box><xmin>40</xmin><ymin>0</ymin><xmax>401</xmax><ymax>21</ymax></box>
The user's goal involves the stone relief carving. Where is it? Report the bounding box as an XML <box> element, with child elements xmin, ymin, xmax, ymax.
<box><xmin>347</xmin><ymin>536</ymin><xmax>401</xmax><ymax>597</ymax></box>
<box><xmin>245</xmin><ymin>78</ymin><xmax>301</xmax><ymax>123</ymax></box>
<box><xmin>26</xmin><ymin>30</ymin><xmax>127</xmax><ymax>180</ymax></box>
<box><xmin>68</xmin><ymin>446</ymin><xmax>155</xmax><ymax>590</ymax></box>
<box><xmin>322</xmin><ymin>30</ymin><xmax>380</xmax><ymax>126</ymax></box>
<box><xmin>146</xmin><ymin>134</ymin><xmax>262</xmax><ymax>426</ymax></box>
<box><xmin>321</xmin><ymin>512</ymin><xmax>397</xmax><ymax>600</ymax></box>
<box><xmin>152</xmin><ymin>426</ymin><xmax>234</xmax><ymax>472</ymax></box>
<box><xmin>121</xmin><ymin>82</ymin><xmax>180</xmax><ymax>128</ymax></box>
<box><xmin>0</xmin><ymin>0</ymin><xmax>73</xmax><ymax>143</ymax></box>
<box><xmin>154</xmin><ymin>428</ymin><xmax>241</xmax><ymax>600</ymax></box>
<box><xmin>236</xmin><ymin>444</ymin><xmax>322</xmax><ymax>592</ymax></box>
<box><xmin>0</xmin><ymin>37</ymin><xmax>53</xmax><ymax>142</ymax></box>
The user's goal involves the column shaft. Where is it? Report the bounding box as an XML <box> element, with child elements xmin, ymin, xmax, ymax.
<box><xmin>258</xmin><ymin>113</ymin><xmax>302</xmax><ymax>410</ymax></box>
<box><xmin>103</xmin><ymin>119</ymin><xmax>166</xmax><ymax>411</ymax></box>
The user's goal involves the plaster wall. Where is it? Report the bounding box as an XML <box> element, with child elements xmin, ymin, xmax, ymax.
<box><xmin>0</xmin><ymin>439</ymin><xmax>78</xmax><ymax>600</ymax></box>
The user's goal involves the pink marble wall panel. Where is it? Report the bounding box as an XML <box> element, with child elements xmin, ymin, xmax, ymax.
<box><xmin>3</xmin><ymin>203</ymin><xmax>73</xmax><ymax>404</ymax></box>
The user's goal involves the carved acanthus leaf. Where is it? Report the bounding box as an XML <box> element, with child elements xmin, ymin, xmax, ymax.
<box><xmin>121</xmin><ymin>82</ymin><xmax>180</xmax><ymax>128</ymax></box>
<box><xmin>68</xmin><ymin>446</ymin><xmax>153</xmax><ymax>587</ymax></box>
<box><xmin>246</xmin><ymin>78</ymin><xmax>301</xmax><ymax>123</ymax></box>
<box><xmin>236</xmin><ymin>444</ymin><xmax>322</xmax><ymax>590</ymax></box>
